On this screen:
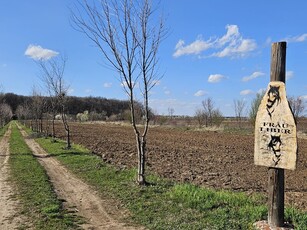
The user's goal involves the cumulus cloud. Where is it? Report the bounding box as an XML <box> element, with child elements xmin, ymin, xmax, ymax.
<box><xmin>173</xmin><ymin>24</ymin><xmax>257</xmax><ymax>58</ymax></box>
<box><xmin>164</xmin><ymin>90</ymin><xmax>171</xmax><ymax>95</ymax></box>
<box><xmin>25</xmin><ymin>44</ymin><xmax>59</xmax><ymax>60</ymax></box>
<box><xmin>240</xmin><ymin>89</ymin><xmax>254</xmax><ymax>96</ymax></box>
<box><xmin>103</xmin><ymin>82</ymin><xmax>112</xmax><ymax>88</ymax></box>
<box><xmin>149</xmin><ymin>98</ymin><xmax>198</xmax><ymax>116</ymax></box>
<box><xmin>208</xmin><ymin>74</ymin><xmax>226</xmax><ymax>83</ymax></box>
<box><xmin>194</xmin><ymin>90</ymin><xmax>207</xmax><ymax>97</ymax></box>
<box><xmin>242</xmin><ymin>71</ymin><xmax>265</xmax><ymax>82</ymax></box>
<box><xmin>67</xmin><ymin>88</ymin><xmax>74</xmax><ymax>95</ymax></box>
<box><xmin>257</xmin><ymin>88</ymin><xmax>266</xmax><ymax>94</ymax></box>
<box><xmin>286</xmin><ymin>71</ymin><xmax>294</xmax><ymax>80</ymax></box>
<box><xmin>284</xmin><ymin>34</ymin><xmax>307</xmax><ymax>43</ymax></box>
<box><xmin>265</xmin><ymin>37</ymin><xmax>272</xmax><ymax>46</ymax></box>
<box><xmin>121</xmin><ymin>81</ymin><xmax>139</xmax><ymax>88</ymax></box>
<box><xmin>152</xmin><ymin>80</ymin><xmax>161</xmax><ymax>86</ymax></box>
<box><xmin>173</xmin><ymin>37</ymin><xmax>213</xmax><ymax>58</ymax></box>
<box><xmin>214</xmin><ymin>39</ymin><xmax>256</xmax><ymax>58</ymax></box>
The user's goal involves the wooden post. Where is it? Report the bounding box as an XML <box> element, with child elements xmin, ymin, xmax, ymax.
<box><xmin>268</xmin><ymin>42</ymin><xmax>286</xmax><ymax>227</ymax></box>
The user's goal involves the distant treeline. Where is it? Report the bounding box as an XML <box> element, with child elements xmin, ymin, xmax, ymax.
<box><xmin>0</xmin><ymin>93</ymin><xmax>131</xmax><ymax>116</ymax></box>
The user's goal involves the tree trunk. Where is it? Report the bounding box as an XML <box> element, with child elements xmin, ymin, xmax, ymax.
<box><xmin>63</xmin><ymin>120</ymin><xmax>71</xmax><ymax>149</ymax></box>
<box><xmin>39</xmin><ymin>117</ymin><xmax>43</xmax><ymax>133</ymax></box>
<box><xmin>136</xmin><ymin>134</ymin><xmax>146</xmax><ymax>185</ymax></box>
<box><xmin>61</xmin><ymin>111</ymin><xmax>71</xmax><ymax>149</ymax></box>
<box><xmin>52</xmin><ymin>114</ymin><xmax>56</xmax><ymax>141</ymax></box>
<box><xmin>66</xmin><ymin>127</ymin><xmax>71</xmax><ymax>149</ymax></box>
<box><xmin>45</xmin><ymin>118</ymin><xmax>50</xmax><ymax>137</ymax></box>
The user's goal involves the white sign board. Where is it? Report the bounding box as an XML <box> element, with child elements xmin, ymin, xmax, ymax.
<box><xmin>254</xmin><ymin>81</ymin><xmax>297</xmax><ymax>170</ymax></box>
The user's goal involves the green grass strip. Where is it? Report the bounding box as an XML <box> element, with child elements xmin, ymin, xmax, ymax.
<box><xmin>0</xmin><ymin>122</ymin><xmax>10</xmax><ymax>137</ymax></box>
<box><xmin>8</xmin><ymin>122</ymin><xmax>81</xmax><ymax>230</ymax></box>
<box><xmin>33</xmin><ymin>127</ymin><xmax>307</xmax><ymax>229</ymax></box>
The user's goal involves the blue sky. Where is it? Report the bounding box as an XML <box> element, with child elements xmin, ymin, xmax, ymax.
<box><xmin>1</xmin><ymin>0</ymin><xmax>306</xmax><ymax>116</ymax></box>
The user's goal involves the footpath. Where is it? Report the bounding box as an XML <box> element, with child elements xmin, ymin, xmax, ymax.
<box><xmin>0</xmin><ymin>123</ymin><xmax>143</xmax><ymax>230</ymax></box>
<box><xmin>0</xmin><ymin>126</ymin><xmax>24</xmax><ymax>229</ymax></box>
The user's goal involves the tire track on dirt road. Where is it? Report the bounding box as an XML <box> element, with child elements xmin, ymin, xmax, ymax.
<box><xmin>0</xmin><ymin>125</ymin><xmax>25</xmax><ymax>229</ymax></box>
<box><xmin>17</xmin><ymin>125</ymin><xmax>144</xmax><ymax>230</ymax></box>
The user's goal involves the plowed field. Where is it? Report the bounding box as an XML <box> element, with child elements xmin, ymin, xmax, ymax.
<box><xmin>54</xmin><ymin>122</ymin><xmax>307</xmax><ymax>210</ymax></box>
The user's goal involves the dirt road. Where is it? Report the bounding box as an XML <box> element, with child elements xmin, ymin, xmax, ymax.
<box><xmin>17</xmin><ymin>126</ymin><xmax>143</xmax><ymax>230</ymax></box>
<box><xmin>0</xmin><ymin>126</ymin><xmax>24</xmax><ymax>229</ymax></box>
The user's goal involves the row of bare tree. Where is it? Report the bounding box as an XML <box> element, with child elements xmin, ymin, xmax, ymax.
<box><xmin>194</xmin><ymin>98</ymin><xmax>224</xmax><ymax>128</ymax></box>
<box><xmin>194</xmin><ymin>94</ymin><xmax>305</xmax><ymax>129</ymax></box>
<box><xmin>0</xmin><ymin>103</ymin><xmax>13</xmax><ymax>127</ymax></box>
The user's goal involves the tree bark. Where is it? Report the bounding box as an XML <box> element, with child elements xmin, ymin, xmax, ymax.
<box><xmin>136</xmin><ymin>135</ymin><xmax>146</xmax><ymax>185</ymax></box>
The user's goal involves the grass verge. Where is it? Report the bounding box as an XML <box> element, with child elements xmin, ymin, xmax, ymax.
<box><xmin>30</xmin><ymin>125</ymin><xmax>307</xmax><ymax>229</ymax></box>
<box><xmin>0</xmin><ymin>122</ymin><xmax>10</xmax><ymax>137</ymax></box>
<box><xmin>8</xmin><ymin>122</ymin><xmax>81</xmax><ymax>229</ymax></box>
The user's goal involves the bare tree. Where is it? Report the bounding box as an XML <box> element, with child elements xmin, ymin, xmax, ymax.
<box><xmin>202</xmin><ymin>97</ymin><xmax>214</xmax><ymax>127</ymax></box>
<box><xmin>200</xmin><ymin>98</ymin><xmax>224</xmax><ymax>127</ymax></box>
<box><xmin>233</xmin><ymin>99</ymin><xmax>246</xmax><ymax>127</ymax></box>
<box><xmin>0</xmin><ymin>103</ymin><xmax>13</xmax><ymax>127</ymax></box>
<box><xmin>211</xmin><ymin>108</ymin><xmax>224</xmax><ymax>127</ymax></box>
<box><xmin>288</xmin><ymin>96</ymin><xmax>305</xmax><ymax>120</ymax></box>
<box><xmin>31</xmin><ymin>87</ymin><xmax>46</xmax><ymax>133</ymax></box>
<box><xmin>249</xmin><ymin>91</ymin><xmax>265</xmax><ymax>126</ymax></box>
<box><xmin>194</xmin><ymin>108</ymin><xmax>206</xmax><ymax>128</ymax></box>
<box><xmin>72</xmin><ymin>0</ymin><xmax>166</xmax><ymax>185</ymax></box>
<box><xmin>38</xmin><ymin>55</ymin><xmax>71</xmax><ymax>148</ymax></box>
<box><xmin>168</xmin><ymin>107</ymin><xmax>175</xmax><ymax>119</ymax></box>
<box><xmin>16</xmin><ymin>103</ymin><xmax>31</xmax><ymax>126</ymax></box>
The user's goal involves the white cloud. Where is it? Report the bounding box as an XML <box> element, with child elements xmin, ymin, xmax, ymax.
<box><xmin>149</xmin><ymin>98</ymin><xmax>198</xmax><ymax>116</ymax></box>
<box><xmin>103</xmin><ymin>82</ymin><xmax>112</xmax><ymax>88</ymax></box>
<box><xmin>121</xmin><ymin>81</ymin><xmax>139</xmax><ymax>88</ymax></box>
<box><xmin>208</xmin><ymin>74</ymin><xmax>225</xmax><ymax>83</ymax></box>
<box><xmin>299</xmin><ymin>95</ymin><xmax>307</xmax><ymax>100</ymax></box>
<box><xmin>194</xmin><ymin>90</ymin><xmax>207</xmax><ymax>97</ymax></box>
<box><xmin>284</xmin><ymin>34</ymin><xmax>307</xmax><ymax>43</ymax></box>
<box><xmin>217</xmin><ymin>25</ymin><xmax>239</xmax><ymax>47</ymax></box>
<box><xmin>213</xmin><ymin>38</ymin><xmax>257</xmax><ymax>58</ymax></box>
<box><xmin>265</xmin><ymin>37</ymin><xmax>272</xmax><ymax>46</ymax></box>
<box><xmin>173</xmin><ymin>24</ymin><xmax>257</xmax><ymax>58</ymax></box>
<box><xmin>257</xmin><ymin>88</ymin><xmax>266</xmax><ymax>94</ymax></box>
<box><xmin>164</xmin><ymin>90</ymin><xmax>171</xmax><ymax>95</ymax></box>
<box><xmin>240</xmin><ymin>89</ymin><xmax>254</xmax><ymax>96</ymax></box>
<box><xmin>152</xmin><ymin>80</ymin><xmax>161</xmax><ymax>86</ymax></box>
<box><xmin>242</xmin><ymin>71</ymin><xmax>265</xmax><ymax>82</ymax></box>
<box><xmin>286</xmin><ymin>71</ymin><xmax>294</xmax><ymax>80</ymax></box>
<box><xmin>173</xmin><ymin>37</ymin><xmax>213</xmax><ymax>58</ymax></box>
<box><xmin>67</xmin><ymin>88</ymin><xmax>74</xmax><ymax>95</ymax></box>
<box><xmin>25</xmin><ymin>44</ymin><xmax>59</xmax><ymax>60</ymax></box>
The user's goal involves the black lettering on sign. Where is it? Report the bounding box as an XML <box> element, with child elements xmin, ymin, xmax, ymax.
<box><xmin>260</xmin><ymin>122</ymin><xmax>291</xmax><ymax>135</ymax></box>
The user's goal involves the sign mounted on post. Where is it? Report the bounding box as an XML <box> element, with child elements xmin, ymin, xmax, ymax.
<box><xmin>254</xmin><ymin>81</ymin><xmax>297</xmax><ymax>170</ymax></box>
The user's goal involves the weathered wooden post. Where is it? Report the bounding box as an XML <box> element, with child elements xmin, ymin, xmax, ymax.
<box><xmin>254</xmin><ymin>42</ymin><xmax>297</xmax><ymax>228</ymax></box>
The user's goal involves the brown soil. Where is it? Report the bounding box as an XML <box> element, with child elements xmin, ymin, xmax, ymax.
<box><xmin>17</xmin><ymin>125</ymin><xmax>143</xmax><ymax>230</ymax></box>
<box><xmin>54</xmin><ymin>122</ymin><xmax>307</xmax><ymax>211</ymax></box>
